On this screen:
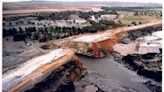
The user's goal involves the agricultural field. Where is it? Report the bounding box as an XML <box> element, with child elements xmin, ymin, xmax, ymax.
<box><xmin>117</xmin><ymin>15</ymin><xmax>160</xmax><ymax>26</ymax></box>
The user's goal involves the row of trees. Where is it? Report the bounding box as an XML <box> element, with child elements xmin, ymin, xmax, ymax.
<box><xmin>3</xmin><ymin>20</ymin><xmax>121</xmax><ymax>42</ymax></box>
<box><xmin>101</xmin><ymin>7</ymin><xmax>162</xmax><ymax>17</ymax></box>
<box><xmin>3</xmin><ymin>7</ymin><xmax>127</xmax><ymax>42</ymax></box>
<box><xmin>3</xmin><ymin>26</ymin><xmax>82</xmax><ymax>42</ymax></box>
<box><xmin>134</xmin><ymin>9</ymin><xmax>162</xmax><ymax>17</ymax></box>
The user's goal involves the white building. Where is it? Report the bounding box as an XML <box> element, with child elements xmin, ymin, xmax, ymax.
<box><xmin>99</xmin><ymin>14</ymin><xmax>117</xmax><ymax>20</ymax></box>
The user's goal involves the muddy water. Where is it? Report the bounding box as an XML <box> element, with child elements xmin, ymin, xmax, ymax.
<box><xmin>78</xmin><ymin>54</ymin><xmax>151</xmax><ymax>92</ymax></box>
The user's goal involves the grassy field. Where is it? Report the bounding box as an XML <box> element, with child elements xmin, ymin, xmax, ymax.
<box><xmin>116</xmin><ymin>15</ymin><xmax>161</xmax><ymax>26</ymax></box>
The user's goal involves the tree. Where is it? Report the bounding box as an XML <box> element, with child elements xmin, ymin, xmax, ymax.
<box><xmin>117</xmin><ymin>20</ymin><xmax>124</xmax><ymax>27</ymax></box>
<box><xmin>139</xmin><ymin>22</ymin><xmax>142</xmax><ymax>24</ymax></box>
<box><xmin>13</xmin><ymin>33</ymin><xmax>27</xmax><ymax>41</ymax></box>
<box><xmin>131</xmin><ymin>21</ymin><xmax>137</xmax><ymax>26</ymax></box>
<box><xmin>110</xmin><ymin>10</ymin><xmax>118</xmax><ymax>15</ymax></box>
<box><xmin>19</xmin><ymin>27</ymin><xmax>23</xmax><ymax>33</ymax></box>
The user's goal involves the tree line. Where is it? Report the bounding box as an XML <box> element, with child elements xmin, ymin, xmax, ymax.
<box><xmin>3</xmin><ymin>20</ymin><xmax>121</xmax><ymax>42</ymax></box>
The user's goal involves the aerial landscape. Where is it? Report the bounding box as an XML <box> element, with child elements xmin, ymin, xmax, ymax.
<box><xmin>2</xmin><ymin>0</ymin><xmax>162</xmax><ymax>92</ymax></box>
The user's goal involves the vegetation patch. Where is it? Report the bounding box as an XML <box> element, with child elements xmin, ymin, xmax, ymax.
<box><xmin>117</xmin><ymin>16</ymin><xmax>158</xmax><ymax>26</ymax></box>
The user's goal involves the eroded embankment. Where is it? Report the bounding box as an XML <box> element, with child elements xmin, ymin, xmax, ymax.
<box><xmin>112</xmin><ymin>29</ymin><xmax>162</xmax><ymax>79</ymax></box>
<box><xmin>54</xmin><ymin>21</ymin><xmax>162</xmax><ymax>58</ymax></box>
<box><xmin>112</xmin><ymin>30</ymin><xmax>162</xmax><ymax>92</ymax></box>
<box><xmin>2</xmin><ymin>48</ymin><xmax>86</xmax><ymax>92</ymax></box>
<box><xmin>37</xmin><ymin>21</ymin><xmax>162</xmax><ymax>92</ymax></box>
<box><xmin>63</xmin><ymin>21</ymin><xmax>162</xmax><ymax>92</ymax></box>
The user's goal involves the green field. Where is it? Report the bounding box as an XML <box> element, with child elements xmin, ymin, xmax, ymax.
<box><xmin>117</xmin><ymin>16</ymin><xmax>161</xmax><ymax>26</ymax></box>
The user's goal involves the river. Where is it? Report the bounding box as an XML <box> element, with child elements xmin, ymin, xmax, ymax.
<box><xmin>78</xmin><ymin>54</ymin><xmax>151</xmax><ymax>92</ymax></box>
